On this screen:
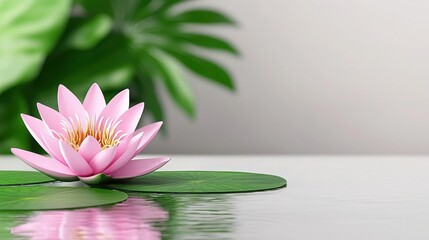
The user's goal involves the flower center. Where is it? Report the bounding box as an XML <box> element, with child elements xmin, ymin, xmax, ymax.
<box><xmin>57</xmin><ymin>115</ymin><xmax>126</xmax><ymax>151</ymax></box>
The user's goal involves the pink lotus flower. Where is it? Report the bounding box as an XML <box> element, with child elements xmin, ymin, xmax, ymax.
<box><xmin>11</xmin><ymin>84</ymin><xmax>170</xmax><ymax>184</ymax></box>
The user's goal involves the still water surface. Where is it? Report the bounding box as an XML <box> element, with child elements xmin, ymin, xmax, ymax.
<box><xmin>0</xmin><ymin>190</ymin><xmax>278</xmax><ymax>239</ymax></box>
<box><xmin>3</xmin><ymin>155</ymin><xmax>429</xmax><ymax>239</ymax></box>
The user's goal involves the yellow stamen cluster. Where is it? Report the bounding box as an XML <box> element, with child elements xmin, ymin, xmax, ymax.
<box><xmin>58</xmin><ymin>115</ymin><xmax>124</xmax><ymax>151</ymax></box>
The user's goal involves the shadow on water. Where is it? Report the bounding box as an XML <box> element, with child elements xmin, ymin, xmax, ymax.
<box><xmin>0</xmin><ymin>192</ymin><xmax>235</xmax><ymax>240</ymax></box>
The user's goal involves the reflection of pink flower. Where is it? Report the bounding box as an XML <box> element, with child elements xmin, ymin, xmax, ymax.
<box><xmin>11</xmin><ymin>84</ymin><xmax>170</xmax><ymax>184</ymax></box>
<box><xmin>11</xmin><ymin>198</ymin><xmax>168</xmax><ymax>240</ymax></box>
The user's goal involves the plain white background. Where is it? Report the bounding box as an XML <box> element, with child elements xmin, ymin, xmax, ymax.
<box><xmin>148</xmin><ymin>0</ymin><xmax>429</xmax><ymax>154</ymax></box>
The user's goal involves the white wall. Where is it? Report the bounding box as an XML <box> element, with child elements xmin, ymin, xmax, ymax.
<box><xmin>147</xmin><ymin>0</ymin><xmax>429</xmax><ymax>154</ymax></box>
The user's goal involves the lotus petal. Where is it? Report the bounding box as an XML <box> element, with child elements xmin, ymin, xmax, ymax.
<box><xmin>21</xmin><ymin>114</ymin><xmax>55</xmax><ymax>156</ymax></box>
<box><xmin>57</xmin><ymin>85</ymin><xmax>88</xmax><ymax>124</ymax></box>
<box><xmin>11</xmin><ymin>148</ymin><xmax>77</xmax><ymax>181</ymax></box>
<box><xmin>104</xmin><ymin>132</ymin><xmax>143</xmax><ymax>174</ymax></box>
<box><xmin>59</xmin><ymin>140</ymin><xmax>93</xmax><ymax>177</ymax></box>
<box><xmin>111</xmin><ymin>157</ymin><xmax>170</xmax><ymax>179</ymax></box>
<box><xmin>134</xmin><ymin>122</ymin><xmax>163</xmax><ymax>156</ymax></box>
<box><xmin>83</xmin><ymin>83</ymin><xmax>106</xmax><ymax>118</ymax></box>
<box><xmin>116</xmin><ymin>103</ymin><xmax>144</xmax><ymax>135</ymax></box>
<box><xmin>41</xmin><ymin>134</ymin><xmax>66</xmax><ymax>165</ymax></box>
<box><xmin>37</xmin><ymin>103</ymin><xmax>67</xmax><ymax>136</ymax></box>
<box><xmin>99</xmin><ymin>89</ymin><xmax>129</xmax><ymax>121</ymax></box>
<box><xmin>79</xmin><ymin>136</ymin><xmax>102</xmax><ymax>162</ymax></box>
<box><xmin>89</xmin><ymin>147</ymin><xmax>117</xmax><ymax>173</ymax></box>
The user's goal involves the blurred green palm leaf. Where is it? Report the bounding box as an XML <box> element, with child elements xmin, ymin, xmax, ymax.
<box><xmin>0</xmin><ymin>0</ymin><xmax>71</xmax><ymax>94</ymax></box>
<box><xmin>145</xmin><ymin>48</ymin><xmax>196</xmax><ymax>117</ymax></box>
<box><xmin>169</xmin><ymin>9</ymin><xmax>235</xmax><ymax>24</ymax></box>
<box><xmin>0</xmin><ymin>0</ymin><xmax>237</xmax><ymax>153</ymax></box>
<box><xmin>0</xmin><ymin>0</ymin><xmax>71</xmax><ymax>153</ymax></box>
<box><xmin>165</xmin><ymin>32</ymin><xmax>239</xmax><ymax>55</ymax></box>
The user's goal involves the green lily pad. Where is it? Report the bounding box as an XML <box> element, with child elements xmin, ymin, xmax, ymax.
<box><xmin>108</xmin><ymin>171</ymin><xmax>287</xmax><ymax>193</ymax></box>
<box><xmin>0</xmin><ymin>186</ymin><xmax>127</xmax><ymax>210</ymax></box>
<box><xmin>0</xmin><ymin>171</ymin><xmax>55</xmax><ymax>186</ymax></box>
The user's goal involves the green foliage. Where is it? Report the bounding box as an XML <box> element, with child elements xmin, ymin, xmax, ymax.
<box><xmin>0</xmin><ymin>0</ymin><xmax>71</xmax><ymax>95</ymax></box>
<box><xmin>0</xmin><ymin>0</ymin><xmax>237</xmax><ymax>153</ymax></box>
<box><xmin>145</xmin><ymin>49</ymin><xmax>196</xmax><ymax>117</ymax></box>
<box><xmin>0</xmin><ymin>186</ymin><xmax>128</xmax><ymax>210</ymax></box>
<box><xmin>109</xmin><ymin>171</ymin><xmax>287</xmax><ymax>193</ymax></box>
<box><xmin>169</xmin><ymin>9</ymin><xmax>235</xmax><ymax>24</ymax></box>
<box><xmin>0</xmin><ymin>171</ymin><xmax>54</xmax><ymax>186</ymax></box>
<box><xmin>65</xmin><ymin>14</ymin><xmax>113</xmax><ymax>50</ymax></box>
<box><xmin>0</xmin><ymin>87</ymin><xmax>30</xmax><ymax>152</ymax></box>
